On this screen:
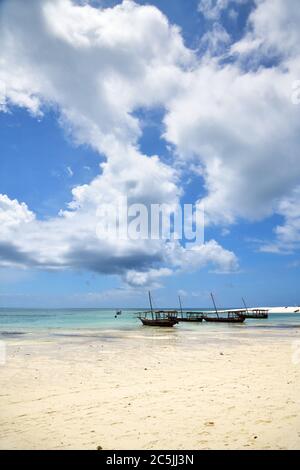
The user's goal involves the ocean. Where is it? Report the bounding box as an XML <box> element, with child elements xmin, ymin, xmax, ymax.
<box><xmin>1</xmin><ymin>308</ymin><xmax>300</xmax><ymax>336</ymax></box>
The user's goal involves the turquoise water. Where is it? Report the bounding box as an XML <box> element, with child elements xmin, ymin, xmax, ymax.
<box><xmin>1</xmin><ymin>308</ymin><xmax>300</xmax><ymax>334</ymax></box>
<box><xmin>0</xmin><ymin>308</ymin><xmax>139</xmax><ymax>332</ymax></box>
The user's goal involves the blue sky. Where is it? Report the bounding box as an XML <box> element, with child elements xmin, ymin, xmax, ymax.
<box><xmin>1</xmin><ymin>0</ymin><xmax>300</xmax><ymax>308</ymax></box>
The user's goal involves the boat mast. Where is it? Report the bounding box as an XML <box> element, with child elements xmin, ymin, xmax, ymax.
<box><xmin>210</xmin><ymin>292</ymin><xmax>219</xmax><ymax>318</ymax></box>
<box><xmin>148</xmin><ymin>291</ymin><xmax>154</xmax><ymax>320</ymax></box>
<box><xmin>242</xmin><ymin>297</ymin><xmax>249</xmax><ymax>313</ymax></box>
<box><xmin>178</xmin><ymin>295</ymin><xmax>183</xmax><ymax>317</ymax></box>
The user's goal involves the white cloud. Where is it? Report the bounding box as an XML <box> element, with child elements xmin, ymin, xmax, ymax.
<box><xmin>0</xmin><ymin>190</ymin><xmax>238</xmax><ymax>282</ymax></box>
<box><xmin>261</xmin><ymin>187</ymin><xmax>300</xmax><ymax>253</ymax></box>
<box><xmin>0</xmin><ymin>0</ymin><xmax>238</xmax><ymax>284</ymax></box>
<box><xmin>232</xmin><ymin>0</ymin><xmax>300</xmax><ymax>59</ymax></box>
<box><xmin>200</xmin><ymin>22</ymin><xmax>231</xmax><ymax>55</ymax></box>
<box><xmin>198</xmin><ymin>0</ymin><xmax>248</xmax><ymax>21</ymax></box>
<box><xmin>197</xmin><ymin>1</ymin><xmax>249</xmax><ymax>57</ymax></box>
<box><xmin>0</xmin><ymin>195</ymin><xmax>35</xmax><ymax>232</ymax></box>
<box><xmin>0</xmin><ymin>0</ymin><xmax>192</xmax><ymax>153</ymax></box>
<box><xmin>168</xmin><ymin>239</ymin><xmax>238</xmax><ymax>273</ymax></box>
<box><xmin>4</xmin><ymin>0</ymin><xmax>300</xmax><ymax>287</ymax></box>
<box><xmin>164</xmin><ymin>1</ymin><xmax>300</xmax><ymax>228</ymax></box>
<box><xmin>124</xmin><ymin>267</ymin><xmax>172</xmax><ymax>288</ymax></box>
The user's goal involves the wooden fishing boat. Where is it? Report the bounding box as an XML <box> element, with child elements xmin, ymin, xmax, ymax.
<box><xmin>178</xmin><ymin>314</ymin><xmax>204</xmax><ymax>322</ymax></box>
<box><xmin>138</xmin><ymin>312</ymin><xmax>179</xmax><ymax>327</ymax></box>
<box><xmin>203</xmin><ymin>294</ymin><xmax>246</xmax><ymax>323</ymax></box>
<box><xmin>177</xmin><ymin>296</ymin><xmax>204</xmax><ymax>322</ymax></box>
<box><xmin>177</xmin><ymin>311</ymin><xmax>204</xmax><ymax>322</ymax></box>
<box><xmin>203</xmin><ymin>312</ymin><xmax>245</xmax><ymax>323</ymax></box>
<box><xmin>242</xmin><ymin>309</ymin><xmax>268</xmax><ymax>319</ymax></box>
<box><xmin>241</xmin><ymin>298</ymin><xmax>268</xmax><ymax>319</ymax></box>
<box><xmin>137</xmin><ymin>292</ymin><xmax>179</xmax><ymax>327</ymax></box>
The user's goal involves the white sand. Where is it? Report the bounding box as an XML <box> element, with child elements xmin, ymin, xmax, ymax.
<box><xmin>264</xmin><ymin>307</ymin><xmax>300</xmax><ymax>314</ymax></box>
<box><xmin>0</xmin><ymin>326</ymin><xmax>300</xmax><ymax>450</ymax></box>
<box><xmin>215</xmin><ymin>306</ymin><xmax>300</xmax><ymax>314</ymax></box>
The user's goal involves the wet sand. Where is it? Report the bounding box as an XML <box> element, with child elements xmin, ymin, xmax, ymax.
<box><xmin>0</xmin><ymin>325</ymin><xmax>300</xmax><ymax>449</ymax></box>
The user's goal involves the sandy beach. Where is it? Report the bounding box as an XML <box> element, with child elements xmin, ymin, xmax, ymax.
<box><xmin>2</xmin><ymin>0</ymin><xmax>300</xmax><ymax>453</ymax></box>
<box><xmin>1</xmin><ymin>322</ymin><xmax>300</xmax><ymax>450</ymax></box>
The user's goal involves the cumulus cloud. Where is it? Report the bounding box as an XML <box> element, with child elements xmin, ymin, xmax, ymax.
<box><xmin>0</xmin><ymin>195</ymin><xmax>35</xmax><ymax>230</ymax></box>
<box><xmin>0</xmin><ymin>0</ymin><xmax>192</xmax><ymax>152</ymax></box>
<box><xmin>0</xmin><ymin>0</ymin><xmax>237</xmax><ymax>285</ymax></box>
<box><xmin>197</xmin><ymin>1</ymin><xmax>249</xmax><ymax>57</ymax></box>
<box><xmin>260</xmin><ymin>187</ymin><xmax>300</xmax><ymax>253</ymax></box>
<box><xmin>124</xmin><ymin>267</ymin><xmax>173</xmax><ymax>288</ymax></box>
<box><xmin>198</xmin><ymin>0</ymin><xmax>248</xmax><ymax>21</ymax></box>
<box><xmin>232</xmin><ymin>0</ymin><xmax>300</xmax><ymax>59</ymax></box>
<box><xmin>165</xmin><ymin>0</ymin><xmax>300</xmax><ymax>230</ymax></box>
<box><xmin>3</xmin><ymin>0</ymin><xmax>299</xmax><ymax>288</ymax></box>
<box><xmin>167</xmin><ymin>239</ymin><xmax>238</xmax><ymax>273</ymax></box>
<box><xmin>199</xmin><ymin>22</ymin><xmax>231</xmax><ymax>56</ymax></box>
<box><xmin>0</xmin><ymin>191</ymin><xmax>238</xmax><ymax>283</ymax></box>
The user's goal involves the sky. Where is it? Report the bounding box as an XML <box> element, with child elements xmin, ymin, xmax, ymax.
<box><xmin>0</xmin><ymin>0</ymin><xmax>300</xmax><ymax>308</ymax></box>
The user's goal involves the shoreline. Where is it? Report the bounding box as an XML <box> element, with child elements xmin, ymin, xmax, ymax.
<box><xmin>1</xmin><ymin>306</ymin><xmax>299</xmax><ymax>312</ymax></box>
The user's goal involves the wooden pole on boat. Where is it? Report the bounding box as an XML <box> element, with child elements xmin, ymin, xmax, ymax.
<box><xmin>210</xmin><ymin>292</ymin><xmax>219</xmax><ymax>318</ymax></box>
<box><xmin>178</xmin><ymin>295</ymin><xmax>183</xmax><ymax>318</ymax></box>
<box><xmin>148</xmin><ymin>291</ymin><xmax>154</xmax><ymax>320</ymax></box>
<box><xmin>242</xmin><ymin>297</ymin><xmax>249</xmax><ymax>313</ymax></box>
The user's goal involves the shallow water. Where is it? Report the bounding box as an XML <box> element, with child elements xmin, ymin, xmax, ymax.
<box><xmin>1</xmin><ymin>308</ymin><xmax>300</xmax><ymax>344</ymax></box>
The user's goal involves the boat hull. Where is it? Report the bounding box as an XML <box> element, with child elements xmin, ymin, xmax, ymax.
<box><xmin>243</xmin><ymin>314</ymin><xmax>268</xmax><ymax>319</ymax></box>
<box><xmin>204</xmin><ymin>316</ymin><xmax>245</xmax><ymax>323</ymax></box>
<box><xmin>139</xmin><ymin>318</ymin><xmax>178</xmax><ymax>327</ymax></box>
<box><xmin>178</xmin><ymin>318</ymin><xmax>203</xmax><ymax>322</ymax></box>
